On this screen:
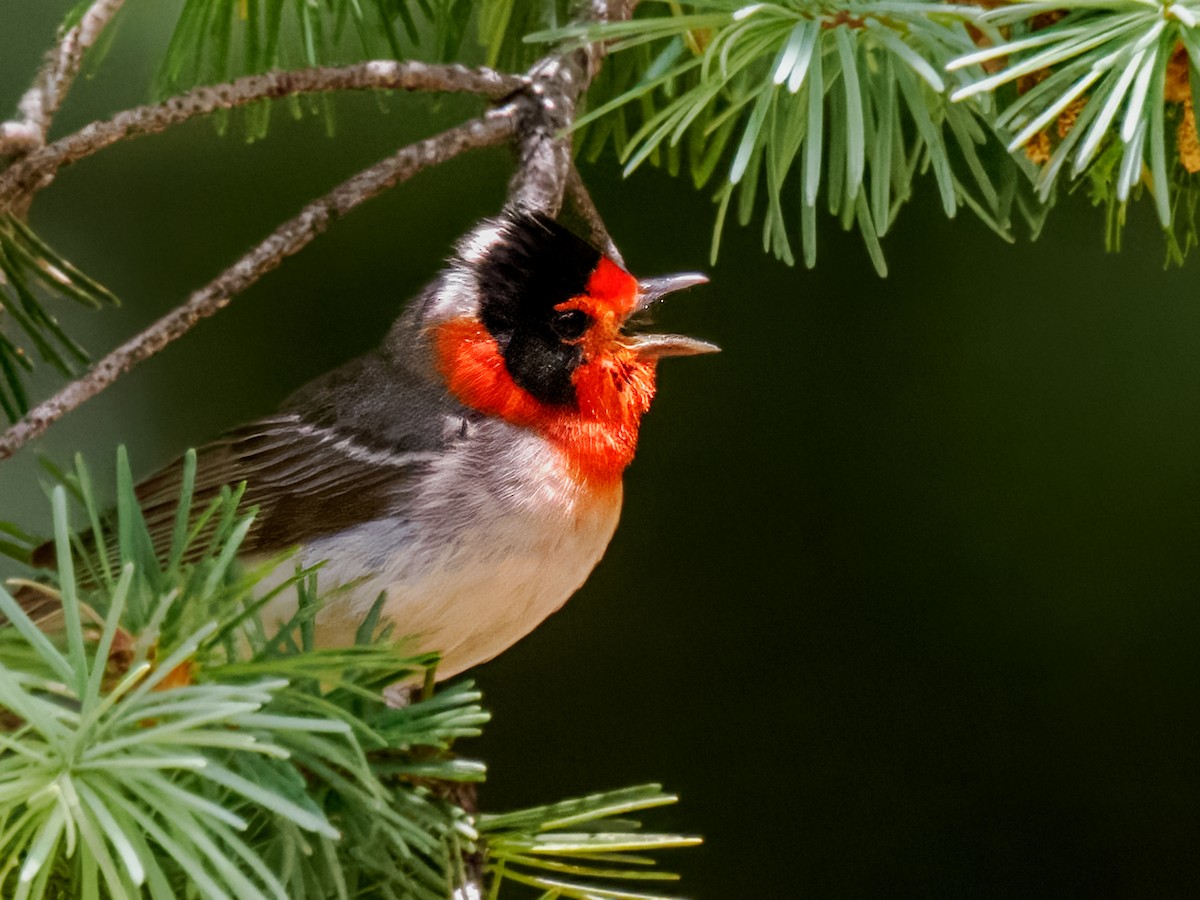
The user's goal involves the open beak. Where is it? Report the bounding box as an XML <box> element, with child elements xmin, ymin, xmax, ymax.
<box><xmin>628</xmin><ymin>272</ymin><xmax>720</xmax><ymax>359</ymax></box>
<box><xmin>635</xmin><ymin>273</ymin><xmax>711</xmax><ymax>310</ymax></box>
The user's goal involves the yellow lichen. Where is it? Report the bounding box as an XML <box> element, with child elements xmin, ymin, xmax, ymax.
<box><xmin>1178</xmin><ymin>103</ymin><xmax>1200</xmax><ymax>173</ymax></box>
<box><xmin>1025</xmin><ymin>130</ymin><xmax>1051</xmax><ymax>164</ymax></box>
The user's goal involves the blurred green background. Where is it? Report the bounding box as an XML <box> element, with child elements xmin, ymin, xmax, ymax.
<box><xmin>4</xmin><ymin>2</ymin><xmax>1200</xmax><ymax>896</ymax></box>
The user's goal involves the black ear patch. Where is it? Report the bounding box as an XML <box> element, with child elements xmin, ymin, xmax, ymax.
<box><xmin>473</xmin><ymin>212</ymin><xmax>603</xmax><ymax>406</ymax></box>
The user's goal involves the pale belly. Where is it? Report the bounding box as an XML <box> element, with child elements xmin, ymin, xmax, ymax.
<box><xmin>253</xmin><ymin>468</ymin><xmax>623</xmax><ymax>679</ymax></box>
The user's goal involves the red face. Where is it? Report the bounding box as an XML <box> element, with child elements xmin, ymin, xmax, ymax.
<box><xmin>434</xmin><ymin>213</ymin><xmax>714</xmax><ymax>485</ymax></box>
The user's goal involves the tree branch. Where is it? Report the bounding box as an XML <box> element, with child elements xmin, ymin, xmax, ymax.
<box><xmin>0</xmin><ymin>0</ymin><xmax>635</xmax><ymax>460</ymax></box>
<box><xmin>0</xmin><ymin>110</ymin><xmax>515</xmax><ymax>460</ymax></box>
<box><xmin>506</xmin><ymin>0</ymin><xmax>635</xmax><ymax>215</ymax></box>
<box><xmin>0</xmin><ymin>62</ymin><xmax>523</xmax><ymax>209</ymax></box>
<box><xmin>0</xmin><ymin>0</ymin><xmax>127</xmax><ymax>158</ymax></box>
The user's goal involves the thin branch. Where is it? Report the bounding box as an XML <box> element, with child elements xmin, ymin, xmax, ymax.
<box><xmin>0</xmin><ymin>0</ymin><xmax>632</xmax><ymax>460</ymax></box>
<box><xmin>565</xmin><ymin>163</ymin><xmax>623</xmax><ymax>266</ymax></box>
<box><xmin>0</xmin><ymin>110</ymin><xmax>516</xmax><ymax>461</ymax></box>
<box><xmin>506</xmin><ymin>55</ymin><xmax>588</xmax><ymax>216</ymax></box>
<box><xmin>0</xmin><ymin>62</ymin><xmax>524</xmax><ymax>208</ymax></box>
<box><xmin>506</xmin><ymin>0</ymin><xmax>635</xmax><ymax>215</ymax></box>
<box><xmin>0</xmin><ymin>0</ymin><xmax>127</xmax><ymax>158</ymax></box>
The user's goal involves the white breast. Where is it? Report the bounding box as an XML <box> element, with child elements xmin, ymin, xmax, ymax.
<box><xmin>256</xmin><ymin>426</ymin><xmax>623</xmax><ymax>678</ymax></box>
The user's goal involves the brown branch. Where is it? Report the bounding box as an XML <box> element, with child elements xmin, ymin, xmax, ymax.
<box><xmin>506</xmin><ymin>0</ymin><xmax>635</xmax><ymax>216</ymax></box>
<box><xmin>0</xmin><ymin>0</ymin><xmax>127</xmax><ymax>157</ymax></box>
<box><xmin>0</xmin><ymin>0</ymin><xmax>635</xmax><ymax>461</ymax></box>
<box><xmin>0</xmin><ymin>110</ymin><xmax>515</xmax><ymax>461</ymax></box>
<box><xmin>0</xmin><ymin>62</ymin><xmax>524</xmax><ymax>208</ymax></box>
<box><xmin>506</xmin><ymin>55</ymin><xmax>588</xmax><ymax>216</ymax></box>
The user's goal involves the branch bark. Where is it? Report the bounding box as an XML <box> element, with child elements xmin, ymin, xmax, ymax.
<box><xmin>0</xmin><ymin>0</ymin><xmax>128</xmax><ymax>158</ymax></box>
<box><xmin>0</xmin><ymin>0</ymin><xmax>635</xmax><ymax>460</ymax></box>
<box><xmin>0</xmin><ymin>110</ymin><xmax>515</xmax><ymax>460</ymax></box>
<box><xmin>0</xmin><ymin>62</ymin><xmax>523</xmax><ymax>208</ymax></box>
<box><xmin>506</xmin><ymin>0</ymin><xmax>635</xmax><ymax>216</ymax></box>
<box><xmin>1</xmin><ymin>8</ymin><xmax>655</xmax><ymax>896</ymax></box>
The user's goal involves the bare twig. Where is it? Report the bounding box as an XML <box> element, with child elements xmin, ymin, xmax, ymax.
<box><xmin>0</xmin><ymin>0</ymin><xmax>635</xmax><ymax>460</ymax></box>
<box><xmin>506</xmin><ymin>0</ymin><xmax>635</xmax><ymax>215</ymax></box>
<box><xmin>0</xmin><ymin>62</ymin><xmax>524</xmax><ymax>207</ymax></box>
<box><xmin>0</xmin><ymin>110</ymin><xmax>515</xmax><ymax>460</ymax></box>
<box><xmin>0</xmin><ymin>0</ymin><xmax>127</xmax><ymax>158</ymax></box>
<box><xmin>506</xmin><ymin>55</ymin><xmax>588</xmax><ymax>216</ymax></box>
<box><xmin>565</xmin><ymin>163</ymin><xmax>623</xmax><ymax>266</ymax></box>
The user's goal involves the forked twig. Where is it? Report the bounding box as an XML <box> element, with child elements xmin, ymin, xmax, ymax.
<box><xmin>565</xmin><ymin>163</ymin><xmax>623</xmax><ymax>266</ymax></box>
<box><xmin>0</xmin><ymin>0</ymin><xmax>128</xmax><ymax>157</ymax></box>
<box><xmin>0</xmin><ymin>111</ymin><xmax>515</xmax><ymax>460</ymax></box>
<box><xmin>0</xmin><ymin>62</ymin><xmax>523</xmax><ymax>206</ymax></box>
<box><xmin>0</xmin><ymin>0</ymin><xmax>634</xmax><ymax>460</ymax></box>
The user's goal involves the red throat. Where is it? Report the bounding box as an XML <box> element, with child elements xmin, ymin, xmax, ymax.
<box><xmin>434</xmin><ymin>318</ymin><xmax>657</xmax><ymax>485</ymax></box>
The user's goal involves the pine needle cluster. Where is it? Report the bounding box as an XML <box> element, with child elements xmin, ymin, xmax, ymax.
<box><xmin>0</xmin><ymin>215</ymin><xmax>117</xmax><ymax>423</ymax></box>
<box><xmin>8</xmin><ymin>1</ymin><xmax>1200</xmax><ymax>415</ymax></box>
<box><xmin>549</xmin><ymin>0</ymin><xmax>1200</xmax><ymax>270</ymax></box>
<box><xmin>0</xmin><ymin>450</ymin><xmax>698</xmax><ymax>898</ymax></box>
<box><xmin>8</xmin><ymin>4</ymin><xmax>1200</xmax><ymax>888</ymax></box>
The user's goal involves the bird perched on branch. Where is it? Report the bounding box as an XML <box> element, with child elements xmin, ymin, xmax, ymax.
<box><xmin>17</xmin><ymin>210</ymin><xmax>717</xmax><ymax>679</ymax></box>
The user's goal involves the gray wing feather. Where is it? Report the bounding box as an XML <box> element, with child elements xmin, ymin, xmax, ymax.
<box><xmin>24</xmin><ymin>346</ymin><xmax>466</xmax><ymax>576</ymax></box>
<box><xmin>133</xmin><ymin>415</ymin><xmax>433</xmax><ymax>562</ymax></box>
<box><xmin>129</xmin><ymin>340</ymin><xmax>468</xmax><ymax>561</ymax></box>
<box><xmin>8</xmin><ymin>314</ymin><xmax>471</xmax><ymax>624</ymax></box>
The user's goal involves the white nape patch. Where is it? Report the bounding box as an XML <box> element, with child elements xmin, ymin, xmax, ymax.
<box><xmin>417</xmin><ymin>215</ymin><xmax>510</xmax><ymax>324</ymax></box>
<box><xmin>421</xmin><ymin>268</ymin><xmax>481</xmax><ymax>323</ymax></box>
<box><xmin>457</xmin><ymin>222</ymin><xmax>506</xmax><ymax>264</ymax></box>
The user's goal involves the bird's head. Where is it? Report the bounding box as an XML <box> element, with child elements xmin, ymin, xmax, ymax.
<box><xmin>425</xmin><ymin>210</ymin><xmax>716</xmax><ymax>483</ymax></box>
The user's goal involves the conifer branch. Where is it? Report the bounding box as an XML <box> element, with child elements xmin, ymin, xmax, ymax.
<box><xmin>947</xmin><ymin>0</ymin><xmax>1200</xmax><ymax>248</ymax></box>
<box><xmin>0</xmin><ymin>0</ymin><xmax>127</xmax><ymax>158</ymax></box>
<box><xmin>507</xmin><ymin>0</ymin><xmax>637</xmax><ymax>215</ymax></box>
<box><xmin>0</xmin><ymin>62</ymin><xmax>525</xmax><ymax>209</ymax></box>
<box><xmin>0</xmin><ymin>6</ymin><xmax>701</xmax><ymax>894</ymax></box>
<box><xmin>508</xmin><ymin>54</ymin><xmax>592</xmax><ymax>215</ymax></box>
<box><xmin>0</xmin><ymin>0</ymin><xmax>635</xmax><ymax>456</ymax></box>
<box><xmin>0</xmin><ymin>111</ymin><xmax>515</xmax><ymax>461</ymax></box>
<box><xmin>542</xmin><ymin>0</ymin><xmax>1004</xmax><ymax>274</ymax></box>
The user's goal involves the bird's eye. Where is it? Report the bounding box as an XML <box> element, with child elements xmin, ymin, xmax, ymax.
<box><xmin>551</xmin><ymin>309</ymin><xmax>591</xmax><ymax>341</ymax></box>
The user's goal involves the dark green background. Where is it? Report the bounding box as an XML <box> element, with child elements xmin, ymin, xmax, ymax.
<box><xmin>4</xmin><ymin>3</ymin><xmax>1200</xmax><ymax>896</ymax></box>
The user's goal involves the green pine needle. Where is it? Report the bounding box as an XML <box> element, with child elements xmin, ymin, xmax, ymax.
<box><xmin>949</xmin><ymin>0</ymin><xmax>1200</xmax><ymax>260</ymax></box>
<box><xmin>0</xmin><ymin>450</ymin><xmax>698</xmax><ymax>897</ymax></box>
<box><xmin>481</xmin><ymin>785</ymin><xmax>700</xmax><ymax>900</ymax></box>
<box><xmin>539</xmin><ymin>0</ymin><xmax>1013</xmax><ymax>275</ymax></box>
<box><xmin>0</xmin><ymin>215</ymin><xmax>118</xmax><ymax>423</ymax></box>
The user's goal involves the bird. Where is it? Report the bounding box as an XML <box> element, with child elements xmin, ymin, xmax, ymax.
<box><xmin>13</xmin><ymin>209</ymin><xmax>717</xmax><ymax>680</ymax></box>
